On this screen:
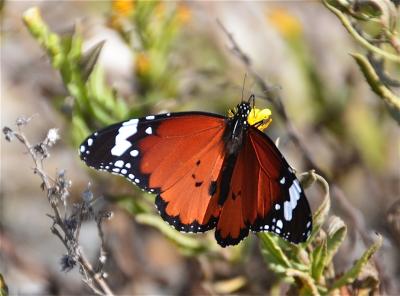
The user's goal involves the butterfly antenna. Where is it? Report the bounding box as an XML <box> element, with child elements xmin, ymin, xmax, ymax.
<box><xmin>248</xmin><ymin>94</ymin><xmax>255</xmax><ymax>108</ymax></box>
<box><xmin>241</xmin><ymin>73</ymin><xmax>247</xmax><ymax>102</ymax></box>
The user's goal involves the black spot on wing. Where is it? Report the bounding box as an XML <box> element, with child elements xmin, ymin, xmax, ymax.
<box><xmin>208</xmin><ymin>181</ymin><xmax>217</xmax><ymax>196</ymax></box>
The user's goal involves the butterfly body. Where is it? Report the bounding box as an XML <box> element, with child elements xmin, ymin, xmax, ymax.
<box><xmin>80</xmin><ymin>101</ymin><xmax>312</xmax><ymax>247</ymax></box>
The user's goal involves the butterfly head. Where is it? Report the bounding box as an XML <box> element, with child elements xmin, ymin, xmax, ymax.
<box><xmin>229</xmin><ymin>101</ymin><xmax>273</xmax><ymax>132</ymax></box>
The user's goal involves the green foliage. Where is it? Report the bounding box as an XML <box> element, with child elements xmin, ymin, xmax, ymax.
<box><xmin>111</xmin><ymin>0</ymin><xmax>189</xmax><ymax>113</ymax></box>
<box><xmin>323</xmin><ymin>0</ymin><xmax>400</xmax><ymax>124</ymax></box>
<box><xmin>0</xmin><ymin>274</ymin><xmax>8</xmax><ymax>296</ymax></box>
<box><xmin>23</xmin><ymin>7</ymin><xmax>128</xmax><ymax>145</ymax></box>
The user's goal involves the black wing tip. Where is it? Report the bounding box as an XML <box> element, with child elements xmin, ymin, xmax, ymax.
<box><xmin>155</xmin><ymin>195</ymin><xmax>218</xmax><ymax>234</ymax></box>
<box><xmin>214</xmin><ymin>227</ymin><xmax>249</xmax><ymax>248</ymax></box>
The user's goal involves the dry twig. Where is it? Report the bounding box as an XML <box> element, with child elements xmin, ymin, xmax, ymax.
<box><xmin>2</xmin><ymin>118</ymin><xmax>114</xmax><ymax>296</ymax></box>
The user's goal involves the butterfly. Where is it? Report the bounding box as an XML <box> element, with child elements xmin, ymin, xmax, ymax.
<box><xmin>79</xmin><ymin>96</ymin><xmax>312</xmax><ymax>247</ymax></box>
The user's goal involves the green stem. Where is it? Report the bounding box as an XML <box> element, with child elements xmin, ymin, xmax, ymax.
<box><xmin>322</xmin><ymin>0</ymin><xmax>400</xmax><ymax>63</ymax></box>
<box><xmin>351</xmin><ymin>53</ymin><xmax>400</xmax><ymax>123</ymax></box>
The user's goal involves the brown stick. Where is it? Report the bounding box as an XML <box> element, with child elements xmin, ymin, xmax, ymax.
<box><xmin>6</xmin><ymin>124</ymin><xmax>114</xmax><ymax>296</ymax></box>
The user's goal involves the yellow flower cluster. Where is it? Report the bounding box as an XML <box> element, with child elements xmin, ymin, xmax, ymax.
<box><xmin>248</xmin><ymin>108</ymin><xmax>272</xmax><ymax>131</ymax></box>
<box><xmin>135</xmin><ymin>52</ymin><xmax>150</xmax><ymax>75</ymax></box>
<box><xmin>267</xmin><ymin>7</ymin><xmax>302</xmax><ymax>39</ymax></box>
<box><xmin>112</xmin><ymin>0</ymin><xmax>134</xmax><ymax>17</ymax></box>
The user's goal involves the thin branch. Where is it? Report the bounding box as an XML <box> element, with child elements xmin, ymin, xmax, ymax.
<box><xmin>2</xmin><ymin>121</ymin><xmax>114</xmax><ymax>296</ymax></box>
<box><xmin>322</xmin><ymin>0</ymin><xmax>400</xmax><ymax>63</ymax></box>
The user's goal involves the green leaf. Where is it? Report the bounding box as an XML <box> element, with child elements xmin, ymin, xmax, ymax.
<box><xmin>135</xmin><ymin>213</ymin><xmax>209</xmax><ymax>255</ymax></box>
<box><xmin>301</xmin><ymin>171</ymin><xmax>330</xmax><ymax>245</ymax></box>
<box><xmin>310</xmin><ymin>240</ymin><xmax>327</xmax><ymax>283</ymax></box>
<box><xmin>258</xmin><ymin>232</ymin><xmax>291</xmax><ymax>269</ymax></box>
<box><xmin>23</xmin><ymin>7</ymin><xmax>64</xmax><ymax>68</ymax></box>
<box><xmin>71</xmin><ymin>116</ymin><xmax>90</xmax><ymax>145</ymax></box>
<box><xmin>117</xmin><ymin>194</ymin><xmax>152</xmax><ymax>215</ymax></box>
<box><xmin>67</xmin><ymin>25</ymin><xmax>83</xmax><ymax>65</ymax></box>
<box><xmin>0</xmin><ymin>274</ymin><xmax>8</xmax><ymax>296</ymax></box>
<box><xmin>326</xmin><ymin>216</ymin><xmax>347</xmax><ymax>265</ymax></box>
<box><xmin>80</xmin><ymin>40</ymin><xmax>105</xmax><ymax>83</ymax></box>
<box><xmin>212</xmin><ymin>276</ymin><xmax>247</xmax><ymax>294</ymax></box>
<box><xmin>330</xmin><ymin>234</ymin><xmax>383</xmax><ymax>291</ymax></box>
<box><xmin>351</xmin><ymin>53</ymin><xmax>400</xmax><ymax>124</ymax></box>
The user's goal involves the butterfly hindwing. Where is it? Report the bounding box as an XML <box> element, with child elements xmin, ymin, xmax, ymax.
<box><xmin>215</xmin><ymin>126</ymin><xmax>312</xmax><ymax>246</ymax></box>
<box><xmin>246</xmin><ymin>127</ymin><xmax>312</xmax><ymax>243</ymax></box>
<box><xmin>215</xmin><ymin>148</ymin><xmax>249</xmax><ymax>246</ymax></box>
<box><xmin>80</xmin><ymin>112</ymin><xmax>227</xmax><ymax>232</ymax></box>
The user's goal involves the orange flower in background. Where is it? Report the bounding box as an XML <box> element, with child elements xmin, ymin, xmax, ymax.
<box><xmin>135</xmin><ymin>52</ymin><xmax>150</xmax><ymax>75</ymax></box>
<box><xmin>176</xmin><ymin>3</ymin><xmax>191</xmax><ymax>24</ymax></box>
<box><xmin>155</xmin><ymin>2</ymin><xmax>166</xmax><ymax>20</ymax></box>
<box><xmin>112</xmin><ymin>0</ymin><xmax>135</xmax><ymax>17</ymax></box>
<box><xmin>267</xmin><ymin>7</ymin><xmax>302</xmax><ymax>39</ymax></box>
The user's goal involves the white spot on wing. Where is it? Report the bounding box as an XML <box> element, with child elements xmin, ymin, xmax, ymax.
<box><xmin>121</xmin><ymin>169</ymin><xmax>127</xmax><ymax>175</ymax></box>
<box><xmin>114</xmin><ymin>160</ymin><xmax>124</xmax><ymax>168</ymax></box>
<box><xmin>87</xmin><ymin>138</ymin><xmax>93</xmax><ymax>146</ymax></box>
<box><xmin>284</xmin><ymin>201</ymin><xmax>293</xmax><ymax>221</ymax></box>
<box><xmin>130</xmin><ymin>150</ymin><xmax>139</xmax><ymax>157</ymax></box>
<box><xmin>125</xmin><ymin>163</ymin><xmax>131</xmax><ymax>168</ymax></box>
<box><xmin>146</xmin><ymin>115</ymin><xmax>155</xmax><ymax>120</ymax></box>
<box><xmin>280</xmin><ymin>177</ymin><xmax>285</xmax><ymax>184</ymax></box>
<box><xmin>275</xmin><ymin>204</ymin><xmax>281</xmax><ymax>210</ymax></box>
<box><xmin>80</xmin><ymin>145</ymin><xmax>85</xmax><ymax>152</ymax></box>
<box><xmin>128</xmin><ymin>174</ymin><xmax>134</xmax><ymax>179</ymax></box>
<box><xmin>289</xmin><ymin>182</ymin><xmax>300</xmax><ymax>209</ymax></box>
<box><xmin>111</xmin><ymin>119</ymin><xmax>139</xmax><ymax>156</ymax></box>
<box><xmin>145</xmin><ymin>127</ymin><xmax>152</xmax><ymax>135</ymax></box>
<box><xmin>294</xmin><ymin>179</ymin><xmax>301</xmax><ymax>192</ymax></box>
<box><xmin>277</xmin><ymin>220</ymin><xmax>283</xmax><ymax>229</ymax></box>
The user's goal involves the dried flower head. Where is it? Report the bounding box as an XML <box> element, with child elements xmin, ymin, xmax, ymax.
<box><xmin>60</xmin><ymin>254</ymin><xmax>76</xmax><ymax>272</ymax></box>
<box><xmin>46</xmin><ymin>128</ymin><xmax>60</xmax><ymax>146</ymax></box>
<box><xmin>2</xmin><ymin>127</ymin><xmax>14</xmax><ymax>142</ymax></box>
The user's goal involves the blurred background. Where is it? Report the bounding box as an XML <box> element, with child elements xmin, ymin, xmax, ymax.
<box><xmin>1</xmin><ymin>1</ymin><xmax>399</xmax><ymax>295</ymax></box>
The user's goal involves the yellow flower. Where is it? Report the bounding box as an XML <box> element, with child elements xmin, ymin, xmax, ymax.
<box><xmin>267</xmin><ymin>7</ymin><xmax>302</xmax><ymax>38</ymax></box>
<box><xmin>135</xmin><ymin>52</ymin><xmax>150</xmax><ymax>75</ymax></box>
<box><xmin>247</xmin><ymin>108</ymin><xmax>272</xmax><ymax>131</ymax></box>
<box><xmin>112</xmin><ymin>0</ymin><xmax>134</xmax><ymax>17</ymax></box>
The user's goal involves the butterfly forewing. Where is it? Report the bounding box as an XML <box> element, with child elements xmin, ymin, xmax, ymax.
<box><xmin>80</xmin><ymin>112</ymin><xmax>227</xmax><ymax>232</ymax></box>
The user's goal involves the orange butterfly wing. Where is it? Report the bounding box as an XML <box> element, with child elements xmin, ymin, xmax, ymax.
<box><xmin>215</xmin><ymin>127</ymin><xmax>312</xmax><ymax>246</ymax></box>
<box><xmin>138</xmin><ymin>114</ymin><xmax>227</xmax><ymax>232</ymax></box>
